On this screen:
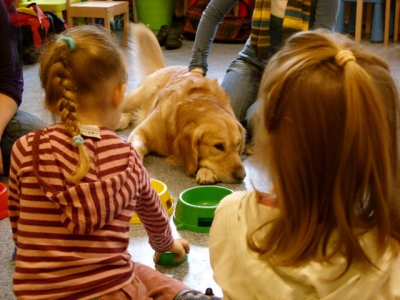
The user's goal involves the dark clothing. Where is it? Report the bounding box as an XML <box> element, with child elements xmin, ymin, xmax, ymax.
<box><xmin>0</xmin><ymin>0</ymin><xmax>23</xmax><ymax>106</ymax></box>
<box><xmin>1</xmin><ymin>110</ymin><xmax>45</xmax><ymax>175</ymax></box>
<box><xmin>0</xmin><ymin>0</ymin><xmax>46</xmax><ymax>176</ymax></box>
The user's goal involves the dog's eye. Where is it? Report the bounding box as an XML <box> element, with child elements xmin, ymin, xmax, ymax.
<box><xmin>214</xmin><ymin>143</ymin><xmax>225</xmax><ymax>151</ymax></box>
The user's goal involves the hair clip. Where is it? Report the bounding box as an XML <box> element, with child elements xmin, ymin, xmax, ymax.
<box><xmin>57</xmin><ymin>36</ymin><xmax>75</xmax><ymax>52</ymax></box>
<box><xmin>72</xmin><ymin>135</ymin><xmax>84</xmax><ymax>147</ymax></box>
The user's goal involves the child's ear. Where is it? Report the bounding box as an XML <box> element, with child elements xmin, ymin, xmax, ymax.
<box><xmin>111</xmin><ymin>83</ymin><xmax>127</xmax><ymax>109</ymax></box>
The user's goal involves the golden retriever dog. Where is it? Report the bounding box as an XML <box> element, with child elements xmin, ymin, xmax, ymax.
<box><xmin>117</xmin><ymin>23</ymin><xmax>246</xmax><ymax>185</ymax></box>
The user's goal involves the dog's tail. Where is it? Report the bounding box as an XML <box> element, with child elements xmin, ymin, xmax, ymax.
<box><xmin>129</xmin><ymin>23</ymin><xmax>165</xmax><ymax>79</ymax></box>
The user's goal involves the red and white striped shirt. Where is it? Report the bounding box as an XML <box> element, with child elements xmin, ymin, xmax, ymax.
<box><xmin>8</xmin><ymin>124</ymin><xmax>174</xmax><ymax>300</ymax></box>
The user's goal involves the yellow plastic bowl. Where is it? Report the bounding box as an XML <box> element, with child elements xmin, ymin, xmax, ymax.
<box><xmin>130</xmin><ymin>179</ymin><xmax>174</xmax><ymax>224</ymax></box>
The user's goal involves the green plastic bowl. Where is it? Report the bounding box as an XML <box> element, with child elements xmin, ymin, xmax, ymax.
<box><xmin>173</xmin><ymin>186</ymin><xmax>233</xmax><ymax>233</ymax></box>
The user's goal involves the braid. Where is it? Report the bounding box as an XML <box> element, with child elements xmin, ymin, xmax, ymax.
<box><xmin>44</xmin><ymin>42</ymin><xmax>90</xmax><ymax>182</ymax></box>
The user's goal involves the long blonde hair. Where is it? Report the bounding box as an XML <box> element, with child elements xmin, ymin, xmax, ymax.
<box><xmin>39</xmin><ymin>26</ymin><xmax>127</xmax><ymax>182</ymax></box>
<box><xmin>250</xmin><ymin>29</ymin><xmax>400</xmax><ymax>274</ymax></box>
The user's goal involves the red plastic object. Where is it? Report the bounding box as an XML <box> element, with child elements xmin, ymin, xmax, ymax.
<box><xmin>0</xmin><ymin>182</ymin><xmax>8</xmax><ymax>220</ymax></box>
<box><xmin>239</xmin><ymin>0</ymin><xmax>254</xmax><ymax>18</ymax></box>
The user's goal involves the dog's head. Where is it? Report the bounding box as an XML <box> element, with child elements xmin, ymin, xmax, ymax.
<box><xmin>171</xmin><ymin>103</ymin><xmax>246</xmax><ymax>184</ymax></box>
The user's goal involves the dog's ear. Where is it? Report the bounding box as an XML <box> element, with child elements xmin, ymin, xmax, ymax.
<box><xmin>172</xmin><ymin>124</ymin><xmax>200</xmax><ymax>175</ymax></box>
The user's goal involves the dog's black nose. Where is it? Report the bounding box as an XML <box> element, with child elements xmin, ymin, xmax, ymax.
<box><xmin>233</xmin><ymin>168</ymin><xmax>246</xmax><ymax>181</ymax></box>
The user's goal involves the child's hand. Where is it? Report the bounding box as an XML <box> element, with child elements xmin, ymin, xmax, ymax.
<box><xmin>154</xmin><ymin>238</ymin><xmax>190</xmax><ymax>263</ymax></box>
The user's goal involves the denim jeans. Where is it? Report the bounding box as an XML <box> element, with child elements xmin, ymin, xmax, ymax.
<box><xmin>220</xmin><ymin>14</ymin><xmax>283</xmax><ymax>135</ymax></box>
<box><xmin>1</xmin><ymin>110</ymin><xmax>46</xmax><ymax>175</ymax></box>
<box><xmin>221</xmin><ymin>57</ymin><xmax>263</xmax><ymax>131</ymax></box>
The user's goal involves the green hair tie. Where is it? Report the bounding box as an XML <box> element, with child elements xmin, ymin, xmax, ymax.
<box><xmin>72</xmin><ymin>135</ymin><xmax>84</xmax><ymax>147</ymax></box>
<box><xmin>57</xmin><ymin>36</ymin><xmax>75</xmax><ymax>51</ymax></box>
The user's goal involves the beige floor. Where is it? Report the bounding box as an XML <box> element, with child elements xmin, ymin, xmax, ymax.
<box><xmin>1</xmin><ymin>26</ymin><xmax>400</xmax><ymax>300</ymax></box>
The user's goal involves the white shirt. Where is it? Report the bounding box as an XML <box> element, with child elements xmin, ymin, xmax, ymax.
<box><xmin>209</xmin><ymin>191</ymin><xmax>400</xmax><ymax>300</ymax></box>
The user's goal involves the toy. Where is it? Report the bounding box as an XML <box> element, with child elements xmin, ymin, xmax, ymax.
<box><xmin>12</xmin><ymin>245</ymin><xmax>17</xmax><ymax>260</ymax></box>
<box><xmin>154</xmin><ymin>252</ymin><xmax>188</xmax><ymax>267</ymax></box>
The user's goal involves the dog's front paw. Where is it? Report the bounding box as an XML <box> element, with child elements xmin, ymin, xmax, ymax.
<box><xmin>116</xmin><ymin>112</ymin><xmax>135</xmax><ymax>131</ymax></box>
<box><xmin>196</xmin><ymin>168</ymin><xmax>219</xmax><ymax>185</ymax></box>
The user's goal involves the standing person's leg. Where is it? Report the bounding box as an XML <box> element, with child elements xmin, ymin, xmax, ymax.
<box><xmin>221</xmin><ymin>58</ymin><xmax>263</xmax><ymax>131</ymax></box>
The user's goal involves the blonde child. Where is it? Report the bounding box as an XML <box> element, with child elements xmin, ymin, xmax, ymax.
<box><xmin>209</xmin><ymin>30</ymin><xmax>400</xmax><ymax>299</ymax></box>
<box><xmin>8</xmin><ymin>25</ymin><xmax>219</xmax><ymax>300</ymax></box>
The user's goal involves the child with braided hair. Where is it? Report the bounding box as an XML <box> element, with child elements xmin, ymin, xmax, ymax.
<box><xmin>8</xmin><ymin>25</ymin><xmax>220</xmax><ymax>300</ymax></box>
<box><xmin>209</xmin><ymin>29</ymin><xmax>400</xmax><ymax>299</ymax></box>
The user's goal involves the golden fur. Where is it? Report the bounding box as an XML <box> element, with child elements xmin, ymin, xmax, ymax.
<box><xmin>117</xmin><ymin>23</ymin><xmax>246</xmax><ymax>184</ymax></box>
